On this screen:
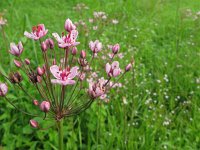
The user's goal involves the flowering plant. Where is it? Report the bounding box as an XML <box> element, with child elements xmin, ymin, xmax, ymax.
<box><xmin>0</xmin><ymin>18</ymin><xmax>133</xmax><ymax>150</ymax></box>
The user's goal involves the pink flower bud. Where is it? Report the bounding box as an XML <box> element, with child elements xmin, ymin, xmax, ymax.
<box><xmin>24</xmin><ymin>58</ymin><xmax>30</xmax><ymax>65</ymax></box>
<box><xmin>43</xmin><ymin>65</ymin><xmax>46</xmax><ymax>73</ymax></box>
<box><xmin>40</xmin><ymin>101</ymin><xmax>50</xmax><ymax>112</ymax></box>
<box><xmin>14</xmin><ymin>59</ymin><xmax>22</xmax><ymax>68</ymax></box>
<box><xmin>72</xmin><ymin>47</ymin><xmax>77</xmax><ymax>55</ymax></box>
<box><xmin>80</xmin><ymin>50</ymin><xmax>86</xmax><ymax>58</ymax></box>
<box><xmin>53</xmin><ymin>59</ymin><xmax>56</xmax><ymax>65</ymax></box>
<box><xmin>41</xmin><ymin>41</ymin><xmax>48</xmax><ymax>52</ymax></box>
<box><xmin>37</xmin><ymin>67</ymin><xmax>44</xmax><ymax>76</ymax></box>
<box><xmin>37</xmin><ymin>76</ymin><xmax>42</xmax><ymax>83</ymax></box>
<box><xmin>0</xmin><ymin>83</ymin><xmax>8</xmax><ymax>97</ymax></box>
<box><xmin>29</xmin><ymin>119</ymin><xmax>39</xmax><ymax>128</ymax></box>
<box><xmin>79</xmin><ymin>73</ymin><xmax>86</xmax><ymax>81</ymax></box>
<box><xmin>48</xmin><ymin>38</ymin><xmax>54</xmax><ymax>49</ymax></box>
<box><xmin>112</xmin><ymin>44</ymin><xmax>120</xmax><ymax>54</ymax></box>
<box><xmin>125</xmin><ymin>63</ymin><xmax>132</xmax><ymax>72</ymax></box>
<box><xmin>65</xmin><ymin>18</ymin><xmax>76</xmax><ymax>32</ymax></box>
<box><xmin>33</xmin><ymin>100</ymin><xmax>39</xmax><ymax>106</ymax></box>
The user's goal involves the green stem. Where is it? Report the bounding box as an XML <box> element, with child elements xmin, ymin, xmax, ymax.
<box><xmin>58</xmin><ymin>119</ymin><xmax>64</xmax><ymax>150</ymax></box>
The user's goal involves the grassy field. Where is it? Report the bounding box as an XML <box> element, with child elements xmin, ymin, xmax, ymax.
<box><xmin>0</xmin><ymin>0</ymin><xmax>200</xmax><ymax>149</ymax></box>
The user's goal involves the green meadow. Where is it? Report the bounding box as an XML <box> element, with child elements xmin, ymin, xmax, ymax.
<box><xmin>0</xmin><ymin>0</ymin><xmax>200</xmax><ymax>149</ymax></box>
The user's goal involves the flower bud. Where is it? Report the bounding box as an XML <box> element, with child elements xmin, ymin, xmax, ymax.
<box><xmin>40</xmin><ymin>101</ymin><xmax>50</xmax><ymax>112</ymax></box>
<box><xmin>14</xmin><ymin>59</ymin><xmax>22</xmax><ymax>68</ymax></box>
<box><xmin>24</xmin><ymin>58</ymin><xmax>30</xmax><ymax>65</ymax></box>
<box><xmin>125</xmin><ymin>63</ymin><xmax>132</xmax><ymax>72</ymax></box>
<box><xmin>29</xmin><ymin>119</ymin><xmax>39</xmax><ymax>128</ymax></box>
<box><xmin>53</xmin><ymin>59</ymin><xmax>56</xmax><ymax>65</ymax></box>
<box><xmin>65</xmin><ymin>18</ymin><xmax>76</xmax><ymax>32</ymax></box>
<box><xmin>112</xmin><ymin>44</ymin><xmax>120</xmax><ymax>54</ymax></box>
<box><xmin>48</xmin><ymin>38</ymin><xmax>54</xmax><ymax>49</ymax></box>
<box><xmin>29</xmin><ymin>72</ymin><xmax>41</xmax><ymax>83</ymax></box>
<box><xmin>9</xmin><ymin>72</ymin><xmax>23</xmax><ymax>84</ymax></box>
<box><xmin>33</xmin><ymin>100</ymin><xmax>39</xmax><ymax>106</ymax></box>
<box><xmin>41</xmin><ymin>41</ymin><xmax>48</xmax><ymax>52</ymax></box>
<box><xmin>79</xmin><ymin>73</ymin><xmax>86</xmax><ymax>81</ymax></box>
<box><xmin>43</xmin><ymin>65</ymin><xmax>46</xmax><ymax>73</ymax></box>
<box><xmin>0</xmin><ymin>83</ymin><xmax>8</xmax><ymax>97</ymax></box>
<box><xmin>80</xmin><ymin>50</ymin><xmax>86</xmax><ymax>58</ymax></box>
<box><xmin>37</xmin><ymin>67</ymin><xmax>44</xmax><ymax>76</ymax></box>
<box><xmin>72</xmin><ymin>47</ymin><xmax>77</xmax><ymax>55</ymax></box>
<box><xmin>78</xmin><ymin>58</ymin><xmax>88</xmax><ymax>67</ymax></box>
<box><xmin>37</xmin><ymin>76</ymin><xmax>42</xmax><ymax>83</ymax></box>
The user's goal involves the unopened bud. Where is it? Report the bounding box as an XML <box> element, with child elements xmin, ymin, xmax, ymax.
<box><xmin>80</xmin><ymin>50</ymin><xmax>86</xmax><ymax>58</ymax></box>
<box><xmin>29</xmin><ymin>119</ymin><xmax>39</xmax><ymax>128</ymax></box>
<box><xmin>0</xmin><ymin>83</ymin><xmax>8</xmax><ymax>97</ymax></box>
<box><xmin>65</xmin><ymin>18</ymin><xmax>76</xmax><ymax>32</ymax></box>
<box><xmin>37</xmin><ymin>76</ymin><xmax>42</xmax><ymax>83</ymax></box>
<box><xmin>125</xmin><ymin>63</ymin><xmax>132</xmax><ymax>72</ymax></box>
<box><xmin>24</xmin><ymin>58</ymin><xmax>30</xmax><ymax>65</ymax></box>
<box><xmin>78</xmin><ymin>58</ymin><xmax>88</xmax><ymax>67</ymax></box>
<box><xmin>43</xmin><ymin>65</ymin><xmax>46</xmax><ymax>73</ymax></box>
<box><xmin>112</xmin><ymin>44</ymin><xmax>120</xmax><ymax>54</ymax></box>
<box><xmin>72</xmin><ymin>47</ymin><xmax>77</xmax><ymax>55</ymax></box>
<box><xmin>9</xmin><ymin>72</ymin><xmax>23</xmax><ymax>84</ymax></box>
<box><xmin>33</xmin><ymin>100</ymin><xmax>39</xmax><ymax>106</ymax></box>
<box><xmin>48</xmin><ymin>38</ymin><xmax>54</xmax><ymax>49</ymax></box>
<box><xmin>41</xmin><ymin>41</ymin><xmax>48</xmax><ymax>52</ymax></box>
<box><xmin>14</xmin><ymin>59</ymin><xmax>21</xmax><ymax>68</ymax></box>
<box><xmin>53</xmin><ymin>59</ymin><xmax>56</xmax><ymax>65</ymax></box>
<box><xmin>37</xmin><ymin>67</ymin><xmax>44</xmax><ymax>76</ymax></box>
<box><xmin>40</xmin><ymin>101</ymin><xmax>50</xmax><ymax>112</ymax></box>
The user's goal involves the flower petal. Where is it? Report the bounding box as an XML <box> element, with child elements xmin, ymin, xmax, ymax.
<box><xmin>50</xmin><ymin>65</ymin><xmax>61</xmax><ymax>79</ymax></box>
<box><xmin>68</xmin><ymin>66</ymin><xmax>79</xmax><ymax>79</ymax></box>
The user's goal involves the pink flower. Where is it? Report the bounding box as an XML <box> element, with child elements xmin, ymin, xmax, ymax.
<box><xmin>9</xmin><ymin>42</ymin><xmax>23</xmax><ymax>57</ymax></box>
<box><xmin>0</xmin><ymin>83</ymin><xmax>8</xmax><ymax>96</ymax></box>
<box><xmin>0</xmin><ymin>17</ymin><xmax>7</xmax><ymax>26</ymax></box>
<box><xmin>89</xmin><ymin>40</ymin><xmax>102</xmax><ymax>53</ymax></box>
<box><xmin>88</xmin><ymin>78</ymin><xmax>106</xmax><ymax>99</ymax></box>
<box><xmin>117</xmin><ymin>53</ymin><xmax>124</xmax><ymax>59</ymax></box>
<box><xmin>40</xmin><ymin>101</ymin><xmax>51</xmax><ymax>112</ymax></box>
<box><xmin>93</xmin><ymin>26</ymin><xmax>98</xmax><ymax>30</ymax></box>
<box><xmin>50</xmin><ymin>65</ymin><xmax>79</xmax><ymax>86</ymax></box>
<box><xmin>65</xmin><ymin>18</ymin><xmax>76</xmax><ymax>32</ymax></box>
<box><xmin>106</xmin><ymin>61</ymin><xmax>121</xmax><ymax>77</ymax></box>
<box><xmin>24</xmin><ymin>24</ymin><xmax>48</xmax><ymax>40</ymax></box>
<box><xmin>29</xmin><ymin>119</ymin><xmax>39</xmax><ymax>128</ymax></box>
<box><xmin>52</xmin><ymin>30</ymin><xmax>80</xmax><ymax>48</ymax></box>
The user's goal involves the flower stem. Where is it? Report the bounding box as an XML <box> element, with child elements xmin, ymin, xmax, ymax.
<box><xmin>58</xmin><ymin>119</ymin><xmax>64</xmax><ymax>150</ymax></box>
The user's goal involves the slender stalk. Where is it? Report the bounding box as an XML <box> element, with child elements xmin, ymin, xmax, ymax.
<box><xmin>57</xmin><ymin>119</ymin><xmax>64</xmax><ymax>150</ymax></box>
<box><xmin>4</xmin><ymin>96</ymin><xmax>39</xmax><ymax>117</ymax></box>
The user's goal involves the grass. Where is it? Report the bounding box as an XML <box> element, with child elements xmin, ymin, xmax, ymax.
<box><xmin>0</xmin><ymin>0</ymin><xmax>200</xmax><ymax>149</ymax></box>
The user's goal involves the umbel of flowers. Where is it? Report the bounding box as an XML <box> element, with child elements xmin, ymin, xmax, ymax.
<box><xmin>0</xmin><ymin>18</ymin><xmax>133</xmax><ymax>150</ymax></box>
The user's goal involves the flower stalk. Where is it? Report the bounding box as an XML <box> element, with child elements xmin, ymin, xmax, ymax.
<box><xmin>57</xmin><ymin>119</ymin><xmax>64</xmax><ymax>150</ymax></box>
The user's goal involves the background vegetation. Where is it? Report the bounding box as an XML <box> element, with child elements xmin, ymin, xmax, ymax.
<box><xmin>0</xmin><ymin>0</ymin><xmax>200</xmax><ymax>149</ymax></box>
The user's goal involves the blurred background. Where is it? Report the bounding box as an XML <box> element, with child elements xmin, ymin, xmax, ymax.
<box><xmin>0</xmin><ymin>0</ymin><xmax>200</xmax><ymax>149</ymax></box>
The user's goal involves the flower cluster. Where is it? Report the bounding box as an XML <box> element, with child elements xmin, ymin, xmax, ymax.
<box><xmin>0</xmin><ymin>18</ymin><xmax>133</xmax><ymax>129</ymax></box>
